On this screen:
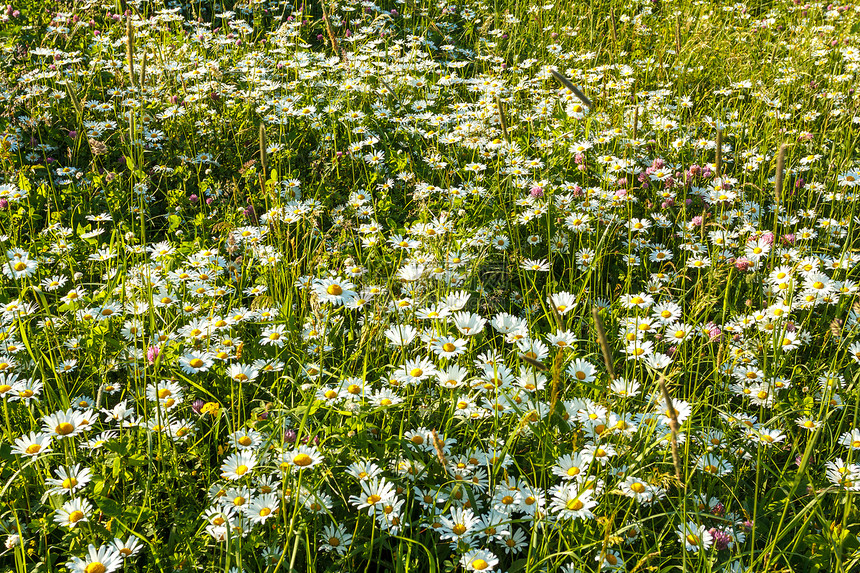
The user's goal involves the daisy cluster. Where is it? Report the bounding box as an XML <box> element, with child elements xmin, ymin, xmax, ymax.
<box><xmin>2</xmin><ymin>0</ymin><xmax>860</xmax><ymax>571</ymax></box>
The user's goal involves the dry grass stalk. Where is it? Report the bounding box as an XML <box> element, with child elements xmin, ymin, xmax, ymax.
<box><xmin>259</xmin><ymin>123</ymin><xmax>268</xmax><ymax>179</ymax></box>
<box><xmin>548</xmin><ymin>349</ymin><xmax>563</xmax><ymax>416</ymax></box>
<box><xmin>591</xmin><ymin>307</ymin><xmax>615</xmax><ymax>382</ymax></box>
<box><xmin>519</xmin><ymin>353</ymin><xmax>548</xmax><ymax>372</ymax></box>
<box><xmin>126</xmin><ymin>16</ymin><xmax>135</xmax><ymax>87</ymax></box>
<box><xmin>609</xmin><ymin>9</ymin><xmax>617</xmax><ymax>47</ymax></box>
<box><xmin>715</xmin><ymin>129</ymin><xmax>723</xmax><ymax>176</ymax></box>
<box><xmin>64</xmin><ymin>82</ymin><xmax>82</xmax><ymax>118</ymax></box>
<box><xmin>657</xmin><ymin>376</ymin><xmax>683</xmax><ymax>484</ymax></box>
<box><xmin>139</xmin><ymin>45</ymin><xmax>147</xmax><ymax>88</ymax></box>
<box><xmin>321</xmin><ymin>3</ymin><xmax>346</xmax><ymax>63</ymax></box>
<box><xmin>774</xmin><ymin>143</ymin><xmax>787</xmax><ymax>209</ymax></box>
<box><xmin>431</xmin><ymin>430</ymin><xmax>448</xmax><ymax>475</ymax></box>
<box><xmin>377</xmin><ymin>76</ymin><xmax>398</xmax><ymax>103</ymax></box>
<box><xmin>496</xmin><ymin>96</ymin><xmax>510</xmax><ymax>143</ymax></box>
<box><xmin>550</xmin><ymin>69</ymin><xmax>593</xmax><ymax>109</ymax></box>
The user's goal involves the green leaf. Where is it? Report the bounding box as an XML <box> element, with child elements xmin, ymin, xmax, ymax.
<box><xmin>97</xmin><ymin>497</ymin><xmax>123</xmax><ymax>518</ymax></box>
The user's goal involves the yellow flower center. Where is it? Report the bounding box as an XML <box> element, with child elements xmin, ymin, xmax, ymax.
<box><xmin>235</xmin><ymin>464</ymin><xmax>249</xmax><ymax>476</ymax></box>
<box><xmin>62</xmin><ymin>477</ymin><xmax>78</xmax><ymax>489</ymax></box>
<box><xmin>68</xmin><ymin>510</ymin><xmax>85</xmax><ymax>523</ymax></box>
<box><xmin>84</xmin><ymin>562</ymin><xmax>106</xmax><ymax>573</ymax></box>
<box><xmin>472</xmin><ymin>559</ymin><xmax>489</xmax><ymax>571</ymax></box>
<box><xmin>326</xmin><ymin>284</ymin><xmax>343</xmax><ymax>296</ymax></box>
<box><xmin>631</xmin><ymin>482</ymin><xmax>645</xmax><ymax>493</ymax></box>
<box><xmin>566</xmin><ymin>499</ymin><xmax>584</xmax><ymax>511</ymax></box>
<box><xmin>189</xmin><ymin>359</ymin><xmax>204</xmax><ymax>368</ymax></box>
<box><xmin>55</xmin><ymin>423</ymin><xmax>75</xmax><ymax>435</ymax></box>
<box><xmin>293</xmin><ymin>453</ymin><xmax>313</xmax><ymax>467</ymax></box>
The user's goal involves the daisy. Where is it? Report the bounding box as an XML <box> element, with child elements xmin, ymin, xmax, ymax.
<box><xmin>244</xmin><ymin>493</ymin><xmax>279</xmax><ymax>523</ymax></box>
<box><xmin>229</xmin><ymin>429</ymin><xmax>263</xmax><ymax>451</ymax></box>
<box><xmin>260</xmin><ymin>325</ymin><xmax>287</xmax><ymax>347</ymax></box>
<box><xmin>567</xmin><ymin>359</ymin><xmax>597</xmax><ymax>383</ymax></box>
<box><xmin>282</xmin><ymin>445</ymin><xmax>323</xmax><ymax>470</ymax></box>
<box><xmin>416</xmin><ymin>304</ymin><xmax>451</xmax><ymax>320</ymax></box>
<box><xmin>839</xmin><ymin>429</ymin><xmax>860</xmax><ymax>450</ymax></box>
<box><xmin>178</xmin><ymin>351</ymin><xmax>214</xmax><ymax>374</ymax></box>
<box><xmin>550</xmin><ymin>484</ymin><xmax>596</xmax><ymax>520</ymax></box>
<box><xmin>227</xmin><ymin>363</ymin><xmax>259</xmax><ymax>383</ymax></box>
<box><xmin>461</xmin><ymin>549</ymin><xmax>500</xmax><ymax>571</ymax></box>
<box><xmin>11</xmin><ymin>431</ymin><xmax>52</xmax><ymax>457</ymax></box>
<box><xmin>439</xmin><ymin>506</ymin><xmax>480</xmax><ymax>542</ymax></box>
<box><xmin>618</xmin><ymin>476</ymin><xmax>656</xmax><ymax>504</ymax></box>
<box><xmin>452</xmin><ymin>311</ymin><xmax>487</xmax><ymax>336</ymax></box>
<box><xmin>42</xmin><ymin>408</ymin><xmax>85</xmax><ymax>439</ymax></box>
<box><xmin>547</xmin><ymin>291</ymin><xmax>577</xmax><ymax>314</ymax></box>
<box><xmin>396</xmin><ymin>357</ymin><xmax>437</xmax><ymax>385</ymax></box>
<box><xmin>437</xmin><ymin>365</ymin><xmax>470</xmax><ymax>389</ymax></box>
<box><xmin>430</xmin><ymin>336</ymin><xmax>468</xmax><ymax>358</ymax></box>
<box><xmin>313</xmin><ymin>277</ymin><xmax>356</xmax><ymax>305</ymax></box>
<box><xmin>54</xmin><ymin>498</ymin><xmax>94</xmax><ymax>529</ymax></box>
<box><xmin>111</xmin><ymin>537</ymin><xmax>144</xmax><ymax>559</ymax></box>
<box><xmin>220</xmin><ymin>451</ymin><xmax>258</xmax><ymax>481</ymax></box>
<box><xmin>384</xmin><ymin>324</ymin><xmax>419</xmax><ymax>347</ymax></box>
<box><xmin>677</xmin><ymin>521</ymin><xmax>713</xmax><ymax>553</ymax></box>
<box><xmin>795</xmin><ymin>417</ymin><xmax>822</xmax><ymax>431</ymax></box>
<box><xmin>65</xmin><ymin>544</ymin><xmax>123</xmax><ymax>573</ymax></box>
<box><xmin>697</xmin><ymin>454</ymin><xmax>733</xmax><ymax>477</ymax></box>
<box><xmin>609</xmin><ymin>378</ymin><xmax>641</xmax><ymax>397</ymax></box>
<box><xmin>620</xmin><ymin>293</ymin><xmax>654</xmax><ymax>310</ymax></box>
<box><xmin>46</xmin><ymin>464</ymin><xmax>92</xmax><ymax>496</ymax></box>
<box><xmin>521</xmin><ymin>258</ymin><xmax>550</xmax><ymax>272</ymax></box>
<box><xmin>320</xmin><ymin>522</ymin><xmax>353</xmax><ymax>555</ymax></box>
<box><xmin>552</xmin><ymin>452</ymin><xmax>590</xmax><ymax>481</ymax></box>
<box><xmin>349</xmin><ymin>477</ymin><xmax>397</xmax><ymax>515</ymax></box>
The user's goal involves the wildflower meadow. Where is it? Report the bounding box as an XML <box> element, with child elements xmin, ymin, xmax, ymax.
<box><xmin>2</xmin><ymin>0</ymin><xmax>860</xmax><ymax>571</ymax></box>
